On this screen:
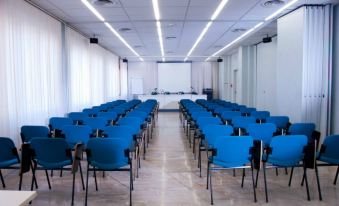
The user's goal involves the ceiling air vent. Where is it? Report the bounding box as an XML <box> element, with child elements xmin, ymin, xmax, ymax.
<box><xmin>165</xmin><ymin>36</ymin><xmax>177</xmax><ymax>40</ymax></box>
<box><xmin>232</xmin><ymin>28</ymin><xmax>247</xmax><ymax>33</ymax></box>
<box><xmin>119</xmin><ymin>28</ymin><xmax>132</xmax><ymax>32</ymax></box>
<box><xmin>261</xmin><ymin>0</ymin><xmax>285</xmax><ymax>8</ymax></box>
<box><xmin>91</xmin><ymin>0</ymin><xmax>118</xmax><ymax>7</ymax></box>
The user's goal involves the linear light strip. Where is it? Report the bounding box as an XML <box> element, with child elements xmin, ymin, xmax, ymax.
<box><xmin>184</xmin><ymin>0</ymin><xmax>229</xmax><ymax>61</ymax></box>
<box><xmin>152</xmin><ymin>0</ymin><xmax>165</xmax><ymax>61</ymax></box>
<box><xmin>265</xmin><ymin>0</ymin><xmax>300</xmax><ymax>21</ymax></box>
<box><xmin>81</xmin><ymin>0</ymin><xmax>143</xmax><ymax>61</ymax></box>
<box><xmin>205</xmin><ymin>22</ymin><xmax>264</xmax><ymax>61</ymax></box>
<box><xmin>205</xmin><ymin>0</ymin><xmax>300</xmax><ymax>61</ymax></box>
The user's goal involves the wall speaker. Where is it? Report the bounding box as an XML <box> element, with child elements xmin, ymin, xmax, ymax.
<box><xmin>90</xmin><ymin>38</ymin><xmax>98</xmax><ymax>44</ymax></box>
<box><xmin>263</xmin><ymin>36</ymin><xmax>272</xmax><ymax>43</ymax></box>
<box><xmin>122</xmin><ymin>58</ymin><xmax>128</xmax><ymax>63</ymax></box>
<box><xmin>217</xmin><ymin>58</ymin><xmax>223</xmax><ymax>62</ymax></box>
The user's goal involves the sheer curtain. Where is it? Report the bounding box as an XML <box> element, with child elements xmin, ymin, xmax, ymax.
<box><xmin>120</xmin><ymin>60</ymin><xmax>128</xmax><ymax>99</ymax></box>
<box><xmin>302</xmin><ymin>5</ymin><xmax>332</xmax><ymax>137</ymax></box>
<box><xmin>104</xmin><ymin>51</ymin><xmax>120</xmax><ymax>101</ymax></box>
<box><xmin>0</xmin><ymin>0</ymin><xmax>65</xmax><ymax>145</ymax></box>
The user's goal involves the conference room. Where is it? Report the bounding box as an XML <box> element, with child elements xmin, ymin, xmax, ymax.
<box><xmin>0</xmin><ymin>0</ymin><xmax>339</xmax><ymax>205</ymax></box>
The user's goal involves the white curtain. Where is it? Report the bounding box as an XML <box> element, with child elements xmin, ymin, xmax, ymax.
<box><xmin>0</xmin><ymin>0</ymin><xmax>65</xmax><ymax>145</ymax></box>
<box><xmin>66</xmin><ymin>28</ymin><xmax>120</xmax><ymax>111</ymax></box>
<box><xmin>302</xmin><ymin>5</ymin><xmax>332</xmax><ymax>137</ymax></box>
<box><xmin>191</xmin><ymin>62</ymin><xmax>213</xmax><ymax>94</ymax></box>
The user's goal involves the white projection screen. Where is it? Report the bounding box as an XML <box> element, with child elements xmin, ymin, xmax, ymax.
<box><xmin>157</xmin><ymin>63</ymin><xmax>191</xmax><ymax>93</ymax></box>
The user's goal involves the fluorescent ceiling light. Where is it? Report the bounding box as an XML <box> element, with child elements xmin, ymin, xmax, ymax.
<box><xmin>184</xmin><ymin>0</ymin><xmax>229</xmax><ymax>61</ymax></box>
<box><xmin>81</xmin><ymin>0</ymin><xmax>143</xmax><ymax>61</ymax></box>
<box><xmin>152</xmin><ymin>0</ymin><xmax>165</xmax><ymax>61</ymax></box>
<box><xmin>211</xmin><ymin>0</ymin><xmax>229</xmax><ymax>21</ymax></box>
<box><xmin>265</xmin><ymin>0</ymin><xmax>300</xmax><ymax>21</ymax></box>
<box><xmin>81</xmin><ymin>0</ymin><xmax>105</xmax><ymax>21</ymax></box>
<box><xmin>205</xmin><ymin>22</ymin><xmax>264</xmax><ymax>61</ymax></box>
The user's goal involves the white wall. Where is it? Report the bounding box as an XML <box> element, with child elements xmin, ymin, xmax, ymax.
<box><xmin>128</xmin><ymin>61</ymin><xmax>217</xmax><ymax>98</ymax></box>
<box><xmin>276</xmin><ymin>8</ymin><xmax>304</xmax><ymax>123</ymax></box>
<box><xmin>332</xmin><ymin>4</ymin><xmax>339</xmax><ymax>134</ymax></box>
<box><xmin>256</xmin><ymin>37</ymin><xmax>277</xmax><ymax>113</ymax></box>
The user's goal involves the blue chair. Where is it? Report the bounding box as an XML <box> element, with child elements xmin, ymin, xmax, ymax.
<box><xmin>0</xmin><ymin>137</ymin><xmax>20</xmax><ymax>188</ymax></box>
<box><xmin>266</xmin><ymin>116</ymin><xmax>289</xmax><ymax>135</ymax></box>
<box><xmin>288</xmin><ymin>123</ymin><xmax>315</xmax><ymax>142</ymax></box>
<box><xmin>232</xmin><ymin>116</ymin><xmax>256</xmax><ymax>135</ymax></box>
<box><xmin>262</xmin><ymin>135</ymin><xmax>308</xmax><ymax>202</ymax></box>
<box><xmin>315</xmin><ymin>135</ymin><xmax>339</xmax><ymax>201</ymax></box>
<box><xmin>220</xmin><ymin>111</ymin><xmax>241</xmax><ymax>125</ymax></box>
<box><xmin>240</xmin><ymin>107</ymin><xmax>256</xmax><ymax>116</ymax></box>
<box><xmin>68</xmin><ymin>112</ymin><xmax>87</xmax><ymax>125</ymax></box>
<box><xmin>30</xmin><ymin>138</ymin><xmax>84</xmax><ymax>205</ymax></box>
<box><xmin>198</xmin><ymin>125</ymin><xmax>233</xmax><ymax>177</ymax></box>
<box><xmin>97</xmin><ymin>112</ymin><xmax>118</xmax><ymax>125</ymax></box>
<box><xmin>251</xmin><ymin>111</ymin><xmax>270</xmax><ymax>123</ymax></box>
<box><xmin>85</xmin><ymin>138</ymin><xmax>132</xmax><ymax>206</ymax></box>
<box><xmin>247</xmin><ymin>123</ymin><xmax>277</xmax><ymax>147</ymax></box>
<box><xmin>20</xmin><ymin>125</ymin><xmax>50</xmax><ymax>143</ymax></box>
<box><xmin>83</xmin><ymin>117</ymin><xmax>107</xmax><ymax>137</ymax></box>
<box><xmin>49</xmin><ymin>117</ymin><xmax>73</xmax><ymax>137</ymax></box>
<box><xmin>208</xmin><ymin>135</ymin><xmax>257</xmax><ymax>204</ymax></box>
<box><xmin>62</xmin><ymin>125</ymin><xmax>92</xmax><ymax>148</ymax></box>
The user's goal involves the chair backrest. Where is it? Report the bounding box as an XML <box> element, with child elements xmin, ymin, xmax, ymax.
<box><xmin>220</xmin><ymin>111</ymin><xmax>242</xmax><ymax>122</ymax></box>
<box><xmin>20</xmin><ymin>125</ymin><xmax>49</xmax><ymax>143</ymax></box>
<box><xmin>232</xmin><ymin>116</ymin><xmax>256</xmax><ymax>130</ymax></box>
<box><xmin>30</xmin><ymin>138</ymin><xmax>71</xmax><ymax>165</ymax></box>
<box><xmin>49</xmin><ymin>117</ymin><xmax>73</xmax><ymax>130</ymax></box>
<box><xmin>250</xmin><ymin>111</ymin><xmax>270</xmax><ymax>121</ymax></box>
<box><xmin>288</xmin><ymin>123</ymin><xmax>315</xmax><ymax>139</ymax></box>
<box><xmin>213</xmin><ymin>136</ymin><xmax>253</xmax><ymax>167</ymax></box>
<box><xmin>83</xmin><ymin>117</ymin><xmax>107</xmax><ymax>130</ymax></box>
<box><xmin>266</xmin><ymin>116</ymin><xmax>289</xmax><ymax>129</ymax></box>
<box><xmin>68</xmin><ymin>112</ymin><xmax>87</xmax><ymax>124</ymax></box>
<box><xmin>319</xmin><ymin>135</ymin><xmax>339</xmax><ymax>163</ymax></box>
<box><xmin>0</xmin><ymin>137</ymin><xmax>19</xmax><ymax>165</ymax></box>
<box><xmin>247</xmin><ymin>123</ymin><xmax>277</xmax><ymax>146</ymax></box>
<box><xmin>62</xmin><ymin>125</ymin><xmax>92</xmax><ymax>147</ymax></box>
<box><xmin>202</xmin><ymin>125</ymin><xmax>233</xmax><ymax>147</ymax></box>
<box><xmin>118</xmin><ymin>117</ymin><xmax>144</xmax><ymax>127</ymax></box>
<box><xmin>86</xmin><ymin>138</ymin><xmax>129</xmax><ymax>169</ymax></box>
<box><xmin>103</xmin><ymin>126</ymin><xmax>135</xmax><ymax>144</ymax></box>
<box><xmin>196</xmin><ymin>117</ymin><xmax>222</xmax><ymax>129</ymax></box>
<box><xmin>268</xmin><ymin>135</ymin><xmax>307</xmax><ymax>167</ymax></box>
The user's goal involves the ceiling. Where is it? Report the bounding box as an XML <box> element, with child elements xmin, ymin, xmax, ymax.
<box><xmin>29</xmin><ymin>0</ymin><xmax>338</xmax><ymax>62</ymax></box>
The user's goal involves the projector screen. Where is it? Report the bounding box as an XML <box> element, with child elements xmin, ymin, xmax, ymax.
<box><xmin>157</xmin><ymin>63</ymin><xmax>191</xmax><ymax>93</ymax></box>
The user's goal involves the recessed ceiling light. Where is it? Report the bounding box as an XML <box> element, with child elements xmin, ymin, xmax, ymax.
<box><xmin>91</xmin><ymin>0</ymin><xmax>119</xmax><ymax>7</ymax></box>
<box><xmin>232</xmin><ymin>28</ymin><xmax>247</xmax><ymax>33</ymax></box>
<box><xmin>118</xmin><ymin>28</ymin><xmax>132</xmax><ymax>32</ymax></box>
<box><xmin>261</xmin><ymin>0</ymin><xmax>285</xmax><ymax>8</ymax></box>
<box><xmin>165</xmin><ymin>36</ymin><xmax>176</xmax><ymax>40</ymax></box>
<box><xmin>167</xmin><ymin>23</ymin><xmax>175</xmax><ymax>28</ymax></box>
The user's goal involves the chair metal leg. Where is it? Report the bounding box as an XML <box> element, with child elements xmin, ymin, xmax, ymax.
<box><xmin>206</xmin><ymin>162</ymin><xmax>210</xmax><ymax>190</ymax></box>
<box><xmin>288</xmin><ymin>167</ymin><xmax>294</xmax><ymax>187</ymax></box>
<box><xmin>263</xmin><ymin>163</ymin><xmax>268</xmax><ymax>202</ymax></box>
<box><xmin>285</xmin><ymin>167</ymin><xmax>288</xmax><ymax>175</ymax></box>
<box><xmin>333</xmin><ymin>166</ymin><xmax>339</xmax><ymax>185</ymax></box>
<box><xmin>255</xmin><ymin>169</ymin><xmax>259</xmax><ymax>188</ymax></box>
<box><xmin>0</xmin><ymin>170</ymin><xmax>5</xmax><ymax>188</ymax></box>
<box><xmin>51</xmin><ymin>170</ymin><xmax>53</xmax><ymax>177</ymax></box>
<box><xmin>60</xmin><ymin>168</ymin><xmax>63</xmax><ymax>177</ymax></box>
<box><xmin>45</xmin><ymin>170</ymin><xmax>51</xmax><ymax>189</ymax></box>
<box><xmin>233</xmin><ymin>169</ymin><xmax>236</xmax><ymax>177</ymax></box>
<box><xmin>79</xmin><ymin>162</ymin><xmax>85</xmax><ymax>190</ymax></box>
<box><xmin>19</xmin><ymin>173</ymin><xmax>23</xmax><ymax>190</ymax></box>
<box><xmin>130</xmin><ymin>163</ymin><xmax>134</xmax><ymax>191</ymax></box>
<box><xmin>241</xmin><ymin>168</ymin><xmax>245</xmax><ymax>188</ymax></box>
<box><xmin>130</xmin><ymin>165</ymin><xmax>132</xmax><ymax>206</ymax></box>
<box><xmin>93</xmin><ymin>168</ymin><xmax>98</xmax><ymax>191</ymax></box>
<box><xmin>31</xmin><ymin>162</ymin><xmax>38</xmax><ymax>189</ymax></box>
<box><xmin>198</xmin><ymin>144</ymin><xmax>202</xmax><ymax>177</ymax></box>
<box><xmin>315</xmin><ymin>164</ymin><xmax>323</xmax><ymax>200</ymax></box>
<box><xmin>31</xmin><ymin>163</ymin><xmax>37</xmax><ymax>191</ymax></box>
<box><xmin>275</xmin><ymin>168</ymin><xmax>279</xmax><ymax>176</ymax></box>
<box><xmin>71</xmin><ymin>172</ymin><xmax>75</xmax><ymax>205</ymax></box>
<box><xmin>85</xmin><ymin>164</ymin><xmax>89</xmax><ymax>206</ymax></box>
<box><xmin>251</xmin><ymin>162</ymin><xmax>257</xmax><ymax>202</ymax></box>
<box><xmin>209</xmin><ymin>168</ymin><xmax>214</xmax><ymax>205</ymax></box>
<box><xmin>303</xmin><ymin>167</ymin><xmax>310</xmax><ymax>201</ymax></box>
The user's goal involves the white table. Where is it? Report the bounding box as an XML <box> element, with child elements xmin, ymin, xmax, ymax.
<box><xmin>0</xmin><ymin>190</ymin><xmax>37</xmax><ymax>206</ymax></box>
<box><xmin>137</xmin><ymin>94</ymin><xmax>207</xmax><ymax>110</ymax></box>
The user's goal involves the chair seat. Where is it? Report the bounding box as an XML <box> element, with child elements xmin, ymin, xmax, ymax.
<box><xmin>90</xmin><ymin>160</ymin><xmax>129</xmax><ymax>170</ymax></box>
<box><xmin>37</xmin><ymin>159</ymin><xmax>72</xmax><ymax>169</ymax></box>
<box><xmin>266</xmin><ymin>157</ymin><xmax>301</xmax><ymax>167</ymax></box>
<box><xmin>209</xmin><ymin>157</ymin><xmax>249</xmax><ymax>168</ymax></box>
<box><xmin>318</xmin><ymin>155</ymin><xmax>339</xmax><ymax>165</ymax></box>
<box><xmin>0</xmin><ymin>158</ymin><xmax>19</xmax><ymax>168</ymax></box>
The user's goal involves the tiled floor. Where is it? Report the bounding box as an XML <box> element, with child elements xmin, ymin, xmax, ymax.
<box><xmin>2</xmin><ymin>112</ymin><xmax>339</xmax><ymax>205</ymax></box>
